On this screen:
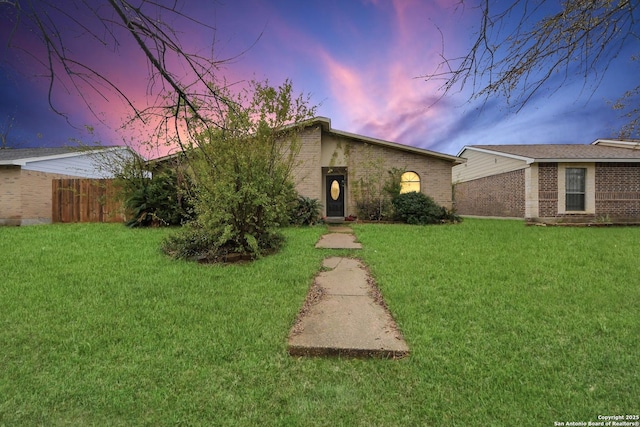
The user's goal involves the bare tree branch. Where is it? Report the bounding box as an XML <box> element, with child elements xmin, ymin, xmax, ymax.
<box><xmin>423</xmin><ymin>0</ymin><xmax>640</xmax><ymax>136</ymax></box>
<box><xmin>0</xmin><ymin>114</ymin><xmax>16</xmax><ymax>149</ymax></box>
<box><xmin>1</xmin><ymin>0</ymin><xmax>257</xmax><ymax>153</ymax></box>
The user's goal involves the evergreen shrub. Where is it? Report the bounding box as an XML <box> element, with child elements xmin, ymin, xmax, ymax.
<box><xmin>289</xmin><ymin>196</ymin><xmax>322</xmax><ymax>226</ymax></box>
<box><xmin>392</xmin><ymin>191</ymin><xmax>461</xmax><ymax>225</ymax></box>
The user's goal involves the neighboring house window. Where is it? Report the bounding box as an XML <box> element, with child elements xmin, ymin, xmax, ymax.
<box><xmin>565</xmin><ymin>168</ymin><xmax>586</xmax><ymax>211</ymax></box>
<box><xmin>400</xmin><ymin>171</ymin><xmax>420</xmax><ymax>193</ymax></box>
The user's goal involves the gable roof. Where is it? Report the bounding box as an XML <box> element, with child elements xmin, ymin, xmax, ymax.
<box><xmin>459</xmin><ymin>144</ymin><xmax>640</xmax><ymax>164</ymax></box>
<box><xmin>151</xmin><ymin>117</ymin><xmax>464</xmax><ymax>165</ymax></box>
<box><xmin>0</xmin><ymin>146</ymin><xmax>129</xmax><ymax>166</ymax></box>
<box><xmin>311</xmin><ymin>117</ymin><xmax>463</xmax><ymax>164</ymax></box>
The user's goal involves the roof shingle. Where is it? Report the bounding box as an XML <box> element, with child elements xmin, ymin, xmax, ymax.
<box><xmin>468</xmin><ymin>144</ymin><xmax>640</xmax><ymax>160</ymax></box>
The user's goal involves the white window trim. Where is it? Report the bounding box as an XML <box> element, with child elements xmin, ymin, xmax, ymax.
<box><xmin>557</xmin><ymin>163</ymin><xmax>595</xmax><ymax>214</ymax></box>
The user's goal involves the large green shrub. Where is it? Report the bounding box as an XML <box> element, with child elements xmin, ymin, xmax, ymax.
<box><xmin>123</xmin><ymin>168</ymin><xmax>193</xmax><ymax>227</ymax></box>
<box><xmin>114</xmin><ymin>153</ymin><xmax>193</xmax><ymax>228</ymax></box>
<box><xmin>392</xmin><ymin>191</ymin><xmax>460</xmax><ymax>225</ymax></box>
<box><xmin>162</xmin><ymin>79</ymin><xmax>316</xmax><ymax>261</ymax></box>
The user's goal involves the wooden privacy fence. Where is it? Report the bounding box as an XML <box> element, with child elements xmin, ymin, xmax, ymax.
<box><xmin>52</xmin><ymin>179</ymin><xmax>124</xmax><ymax>223</ymax></box>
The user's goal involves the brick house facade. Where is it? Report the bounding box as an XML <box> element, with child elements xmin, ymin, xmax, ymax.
<box><xmin>453</xmin><ymin>141</ymin><xmax>640</xmax><ymax>222</ymax></box>
<box><xmin>291</xmin><ymin>117</ymin><xmax>462</xmax><ymax>218</ymax></box>
<box><xmin>0</xmin><ymin>147</ymin><xmax>131</xmax><ymax>225</ymax></box>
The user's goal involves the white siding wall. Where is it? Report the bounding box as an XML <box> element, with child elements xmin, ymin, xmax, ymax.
<box><xmin>21</xmin><ymin>149</ymin><xmax>132</xmax><ymax>178</ymax></box>
<box><xmin>453</xmin><ymin>149</ymin><xmax>528</xmax><ymax>183</ymax></box>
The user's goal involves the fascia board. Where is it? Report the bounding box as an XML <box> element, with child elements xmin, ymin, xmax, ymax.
<box><xmin>535</xmin><ymin>158</ymin><xmax>640</xmax><ymax>163</ymax></box>
<box><xmin>329</xmin><ymin>128</ymin><xmax>463</xmax><ymax>163</ymax></box>
<box><xmin>0</xmin><ymin>160</ymin><xmax>26</xmax><ymax>166</ymax></box>
<box><xmin>0</xmin><ymin>146</ymin><xmax>133</xmax><ymax>166</ymax></box>
<box><xmin>591</xmin><ymin>139</ymin><xmax>640</xmax><ymax>148</ymax></box>
<box><xmin>461</xmin><ymin>146</ymin><xmax>535</xmax><ymax>164</ymax></box>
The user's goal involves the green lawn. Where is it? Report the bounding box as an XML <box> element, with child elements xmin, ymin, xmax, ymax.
<box><xmin>1</xmin><ymin>220</ymin><xmax>638</xmax><ymax>425</ymax></box>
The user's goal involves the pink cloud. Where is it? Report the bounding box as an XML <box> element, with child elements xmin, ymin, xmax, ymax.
<box><xmin>305</xmin><ymin>0</ymin><xmax>458</xmax><ymax>146</ymax></box>
<box><xmin>1</xmin><ymin>1</ymin><xmax>481</xmax><ymax>156</ymax></box>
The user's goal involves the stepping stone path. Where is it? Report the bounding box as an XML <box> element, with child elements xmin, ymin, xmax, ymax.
<box><xmin>288</xmin><ymin>226</ymin><xmax>409</xmax><ymax>358</ymax></box>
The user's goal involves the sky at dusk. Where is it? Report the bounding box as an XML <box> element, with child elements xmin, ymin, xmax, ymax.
<box><xmin>0</xmin><ymin>0</ymin><xmax>637</xmax><ymax>158</ymax></box>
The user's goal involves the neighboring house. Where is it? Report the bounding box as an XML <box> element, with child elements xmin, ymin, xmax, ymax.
<box><xmin>453</xmin><ymin>139</ymin><xmax>640</xmax><ymax>222</ymax></box>
<box><xmin>293</xmin><ymin>117</ymin><xmax>462</xmax><ymax>218</ymax></box>
<box><xmin>0</xmin><ymin>146</ymin><xmax>132</xmax><ymax>225</ymax></box>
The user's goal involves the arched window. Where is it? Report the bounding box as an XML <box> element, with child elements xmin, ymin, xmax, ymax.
<box><xmin>400</xmin><ymin>171</ymin><xmax>420</xmax><ymax>194</ymax></box>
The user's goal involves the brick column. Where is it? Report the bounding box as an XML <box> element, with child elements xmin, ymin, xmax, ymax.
<box><xmin>525</xmin><ymin>164</ymin><xmax>539</xmax><ymax>219</ymax></box>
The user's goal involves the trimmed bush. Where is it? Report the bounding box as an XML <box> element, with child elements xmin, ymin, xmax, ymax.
<box><xmin>392</xmin><ymin>191</ymin><xmax>460</xmax><ymax>225</ymax></box>
<box><xmin>355</xmin><ymin>197</ymin><xmax>393</xmax><ymax>221</ymax></box>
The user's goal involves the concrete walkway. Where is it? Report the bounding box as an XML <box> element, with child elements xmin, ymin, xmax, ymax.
<box><xmin>314</xmin><ymin>225</ymin><xmax>362</xmax><ymax>249</ymax></box>
<box><xmin>288</xmin><ymin>227</ymin><xmax>409</xmax><ymax>358</ymax></box>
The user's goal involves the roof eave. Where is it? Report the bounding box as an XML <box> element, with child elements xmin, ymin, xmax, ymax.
<box><xmin>0</xmin><ymin>146</ymin><xmax>131</xmax><ymax>165</ymax></box>
<box><xmin>327</xmin><ymin>126</ymin><xmax>463</xmax><ymax>164</ymax></box>
<box><xmin>458</xmin><ymin>146</ymin><xmax>534</xmax><ymax>163</ymax></box>
<box><xmin>532</xmin><ymin>158</ymin><xmax>640</xmax><ymax>163</ymax></box>
<box><xmin>591</xmin><ymin>139</ymin><xmax>640</xmax><ymax>148</ymax></box>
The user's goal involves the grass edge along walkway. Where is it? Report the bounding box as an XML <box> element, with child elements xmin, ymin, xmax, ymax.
<box><xmin>287</xmin><ymin>252</ymin><xmax>410</xmax><ymax>358</ymax></box>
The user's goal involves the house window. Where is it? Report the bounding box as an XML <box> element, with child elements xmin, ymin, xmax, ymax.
<box><xmin>565</xmin><ymin>168</ymin><xmax>586</xmax><ymax>211</ymax></box>
<box><xmin>400</xmin><ymin>171</ymin><xmax>420</xmax><ymax>194</ymax></box>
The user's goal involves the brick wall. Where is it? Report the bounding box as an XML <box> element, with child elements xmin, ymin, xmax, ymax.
<box><xmin>1</xmin><ymin>167</ymin><xmax>74</xmax><ymax>225</ymax></box>
<box><xmin>536</xmin><ymin>162</ymin><xmax>640</xmax><ymax>220</ymax></box>
<box><xmin>0</xmin><ymin>166</ymin><xmax>22</xmax><ymax>225</ymax></box>
<box><xmin>291</xmin><ymin>126</ymin><xmax>322</xmax><ymax>201</ymax></box>
<box><xmin>453</xmin><ymin>169</ymin><xmax>525</xmax><ymax>217</ymax></box>
<box><xmin>595</xmin><ymin>162</ymin><xmax>640</xmax><ymax>218</ymax></box>
<box><xmin>346</xmin><ymin>140</ymin><xmax>454</xmax><ymax>210</ymax></box>
<box><xmin>22</xmin><ymin>170</ymin><xmax>74</xmax><ymax>224</ymax></box>
<box><xmin>537</xmin><ymin>163</ymin><xmax>595</xmax><ymax>221</ymax></box>
<box><xmin>291</xmin><ymin>128</ymin><xmax>455</xmax><ymax>216</ymax></box>
<box><xmin>537</xmin><ymin>163</ymin><xmax>558</xmax><ymax>217</ymax></box>
<box><xmin>454</xmin><ymin>161</ymin><xmax>640</xmax><ymax>221</ymax></box>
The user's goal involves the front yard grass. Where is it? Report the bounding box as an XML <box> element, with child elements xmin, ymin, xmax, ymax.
<box><xmin>1</xmin><ymin>219</ymin><xmax>638</xmax><ymax>425</ymax></box>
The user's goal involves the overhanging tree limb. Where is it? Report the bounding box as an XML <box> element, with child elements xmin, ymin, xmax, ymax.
<box><xmin>423</xmin><ymin>0</ymin><xmax>640</xmax><ymax>137</ymax></box>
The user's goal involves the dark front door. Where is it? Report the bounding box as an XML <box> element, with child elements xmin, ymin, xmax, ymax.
<box><xmin>326</xmin><ymin>175</ymin><xmax>345</xmax><ymax>217</ymax></box>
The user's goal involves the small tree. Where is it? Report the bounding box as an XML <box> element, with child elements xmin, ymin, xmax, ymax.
<box><xmin>384</xmin><ymin>167</ymin><xmax>404</xmax><ymax>202</ymax></box>
<box><xmin>163</xmin><ymin>80</ymin><xmax>316</xmax><ymax>260</ymax></box>
<box><xmin>0</xmin><ymin>115</ymin><xmax>15</xmax><ymax>149</ymax></box>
